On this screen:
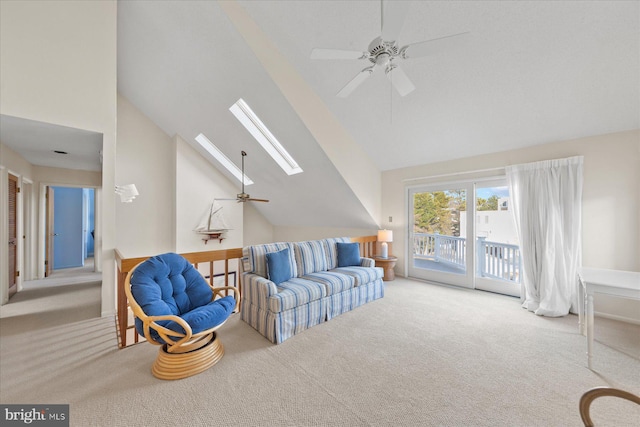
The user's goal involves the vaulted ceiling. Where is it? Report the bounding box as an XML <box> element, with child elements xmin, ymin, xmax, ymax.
<box><xmin>5</xmin><ymin>1</ymin><xmax>638</xmax><ymax>229</ymax></box>
<box><xmin>115</xmin><ymin>1</ymin><xmax>638</xmax><ymax>228</ymax></box>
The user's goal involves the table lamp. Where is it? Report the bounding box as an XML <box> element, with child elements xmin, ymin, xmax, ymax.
<box><xmin>378</xmin><ymin>229</ymin><xmax>393</xmax><ymax>259</ymax></box>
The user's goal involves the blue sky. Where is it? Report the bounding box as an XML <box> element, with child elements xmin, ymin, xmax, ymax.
<box><xmin>476</xmin><ymin>186</ymin><xmax>509</xmax><ymax>199</ymax></box>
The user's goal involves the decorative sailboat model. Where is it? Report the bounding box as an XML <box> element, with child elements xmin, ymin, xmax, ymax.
<box><xmin>195</xmin><ymin>199</ymin><xmax>231</xmax><ymax>244</ymax></box>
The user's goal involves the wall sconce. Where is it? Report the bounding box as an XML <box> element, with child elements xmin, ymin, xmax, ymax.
<box><xmin>377</xmin><ymin>229</ymin><xmax>393</xmax><ymax>258</ymax></box>
<box><xmin>115</xmin><ymin>184</ymin><xmax>139</xmax><ymax>203</ymax></box>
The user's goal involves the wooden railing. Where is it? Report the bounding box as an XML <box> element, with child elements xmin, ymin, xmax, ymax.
<box><xmin>115</xmin><ymin>235</ymin><xmax>380</xmax><ymax>349</ymax></box>
<box><xmin>115</xmin><ymin>248</ymin><xmax>243</xmax><ymax>349</ymax></box>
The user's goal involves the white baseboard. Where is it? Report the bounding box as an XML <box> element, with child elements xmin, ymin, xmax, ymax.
<box><xmin>595</xmin><ymin>311</ymin><xmax>640</xmax><ymax>325</ymax></box>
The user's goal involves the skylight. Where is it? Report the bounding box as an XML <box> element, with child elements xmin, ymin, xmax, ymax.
<box><xmin>194</xmin><ymin>133</ymin><xmax>253</xmax><ymax>185</ymax></box>
<box><xmin>229</xmin><ymin>99</ymin><xmax>303</xmax><ymax>176</ymax></box>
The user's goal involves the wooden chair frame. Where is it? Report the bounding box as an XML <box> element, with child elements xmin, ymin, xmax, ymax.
<box><xmin>579</xmin><ymin>387</ymin><xmax>640</xmax><ymax>427</ymax></box>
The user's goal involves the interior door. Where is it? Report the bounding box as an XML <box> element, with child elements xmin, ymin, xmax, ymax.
<box><xmin>52</xmin><ymin>186</ymin><xmax>84</xmax><ymax>269</ymax></box>
<box><xmin>45</xmin><ymin>186</ymin><xmax>54</xmax><ymax>277</ymax></box>
<box><xmin>408</xmin><ymin>183</ymin><xmax>473</xmax><ymax>288</ymax></box>
<box><xmin>8</xmin><ymin>174</ymin><xmax>18</xmax><ymax>297</ymax></box>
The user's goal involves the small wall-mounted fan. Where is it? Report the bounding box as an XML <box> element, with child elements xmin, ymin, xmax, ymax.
<box><xmin>310</xmin><ymin>0</ymin><xmax>469</xmax><ymax>98</ymax></box>
<box><xmin>221</xmin><ymin>151</ymin><xmax>269</xmax><ymax>203</ymax></box>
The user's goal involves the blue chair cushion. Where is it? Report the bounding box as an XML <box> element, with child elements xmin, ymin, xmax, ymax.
<box><xmin>266</xmin><ymin>248</ymin><xmax>293</xmax><ymax>284</ymax></box>
<box><xmin>337</xmin><ymin>242</ymin><xmax>361</xmax><ymax>267</ymax></box>
<box><xmin>130</xmin><ymin>253</ymin><xmax>235</xmax><ymax>342</ymax></box>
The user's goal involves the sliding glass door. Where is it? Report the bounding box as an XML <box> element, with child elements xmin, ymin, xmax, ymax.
<box><xmin>408</xmin><ymin>183</ymin><xmax>473</xmax><ymax>288</ymax></box>
<box><xmin>474</xmin><ymin>180</ymin><xmax>521</xmax><ymax>297</ymax></box>
<box><xmin>408</xmin><ymin>179</ymin><xmax>522</xmax><ymax>297</ymax></box>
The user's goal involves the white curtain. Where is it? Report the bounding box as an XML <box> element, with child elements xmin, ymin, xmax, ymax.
<box><xmin>506</xmin><ymin>156</ymin><xmax>583</xmax><ymax>317</ymax></box>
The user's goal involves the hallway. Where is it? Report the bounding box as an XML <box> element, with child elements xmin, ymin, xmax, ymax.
<box><xmin>0</xmin><ymin>258</ymin><xmax>102</xmax><ymax>334</ymax></box>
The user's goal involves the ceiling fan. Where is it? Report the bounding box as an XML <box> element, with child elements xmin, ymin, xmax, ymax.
<box><xmin>310</xmin><ymin>0</ymin><xmax>469</xmax><ymax>98</ymax></box>
<box><xmin>221</xmin><ymin>151</ymin><xmax>269</xmax><ymax>203</ymax></box>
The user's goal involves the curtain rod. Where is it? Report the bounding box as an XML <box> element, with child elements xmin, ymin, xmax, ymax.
<box><xmin>402</xmin><ymin>166</ymin><xmax>505</xmax><ymax>182</ymax></box>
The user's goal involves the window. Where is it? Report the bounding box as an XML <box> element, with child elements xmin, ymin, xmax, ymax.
<box><xmin>229</xmin><ymin>99</ymin><xmax>302</xmax><ymax>176</ymax></box>
<box><xmin>194</xmin><ymin>133</ymin><xmax>253</xmax><ymax>185</ymax></box>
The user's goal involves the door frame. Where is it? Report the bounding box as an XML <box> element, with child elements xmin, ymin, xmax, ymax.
<box><xmin>405</xmin><ymin>175</ymin><xmax>521</xmax><ymax>298</ymax></box>
<box><xmin>406</xmin><ymin>181</ymin><xmax>475</xmax><ymax>289</ymax></box>
<box><xmin>39</xmin><ymin>183</ymin><xmax>101</xmax><ymax>278</ymax></box>
<box><xmin>8</xmin><ymin>173</ymin><xmax>18</xmax><ymax>298</ymax></box>
<box><xmin>45</xmin><ymin>186</ymin><xmax>54</xmax><ymax>277</ymax></box>
<box><xmin>474</xmin><ymin>178</ymin><xmax>521</xmax><ymax>297</ymax></box>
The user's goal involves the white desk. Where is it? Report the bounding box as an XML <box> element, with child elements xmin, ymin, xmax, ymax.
<box><xmin>577</xmin><ymin>267</ymin><xmax>640</xmax><ymax>369</ymax></box>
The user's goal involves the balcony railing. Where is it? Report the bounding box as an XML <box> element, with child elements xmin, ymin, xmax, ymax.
<box><xmin>413</xmin><ymin>233</ymin><xmax>521</xmax><ymax>284</ymax></box>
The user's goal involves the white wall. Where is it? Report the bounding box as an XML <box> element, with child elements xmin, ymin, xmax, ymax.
<box><xmin>0</xmin><ymin>0</ymin><xmax>117</xmax><ymax>315</ymax></box>
<box><xmin>115</xmin><ymin>98</ymin><xmax>249</xmax><ymax>255</ymax></box>
<box><xmin>174</xmin><ymin>136</ymin><xmax>244</xmax><ymax>253</ymax></box>
<box><xmin>0</xmin><ymin>144</ymin><xmax>34</xmax><ymax>302</ymax></box>
<box><xmin>243</xmin><ymin>202</ymin><xmax>274</xmax><ymax>246</ymax></box>
<box><xmin>382</xmin><ymin>130</ymin><xmax>640</xmax><ymax>321</ymax></box>
<box><xmin>273</xmin><ymin>226</ymin><xmax>377</xmax><ymax>244</ymax></box>
<box><xmin>116</xmin><ymin>95</ymin><xmax>174</xmax><ymax>257</ymax></box>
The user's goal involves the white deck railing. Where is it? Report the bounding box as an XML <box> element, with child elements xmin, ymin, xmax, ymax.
<box><xmin>413</xmin><ymin>233</ymin><xmax>521</xmax><ymax>283</ymax></box>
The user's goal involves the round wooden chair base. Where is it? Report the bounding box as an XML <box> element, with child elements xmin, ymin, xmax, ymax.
<box><xmin>151</xmin><ymin>332</ymin><xmax>224</xmax><ymax>380</ymax></box>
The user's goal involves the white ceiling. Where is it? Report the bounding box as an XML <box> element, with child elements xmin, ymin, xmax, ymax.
<box><xmin>116</xmin><ymin>1</ymin><xmax>638</xmax><ymax>228</ymax></box>
<box><xmin>238</xmin><ymin>0</ymin><xmax>639</xmax><ymax>170</ymax></box>
<box><xmin>5</xmin><ymin>1</ymin><xmax>637</xmax><ymax>229</ymax></box>
<box><xmin>0</xmin><ymin>115</ymin><xmax>103</xmax><ymax>172</ymax></box>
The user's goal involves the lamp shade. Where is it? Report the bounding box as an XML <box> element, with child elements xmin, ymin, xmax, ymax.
<box><xmin>377</xmin><ymin>229</ymin><xmax>393</xmax><ymax>242</ymax></box>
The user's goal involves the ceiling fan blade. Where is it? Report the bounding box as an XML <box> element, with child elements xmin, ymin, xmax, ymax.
<box><xmin>337</xmin><ymin>67</ymin><xmax>374</xmax><ymax>98</ymax></box>
<box><xmin>401</xmin><ymin>32</ymin><xmax>471</xmax><ymax>59</ymax></box>
<box><xmin>386</xmin><ymin>65</ymin><xmax>415</xmax><ymax>96</ymax></box>
<box><xmin>247</xmin><ymin>198</ymin><xmax>269</xmax><ymax>203</ymax></box>
<box><xmin>311</xmin><ymin>48</ymin><xmax>366</xmax><ymax>60</ymax></box>
<box><xmin>381</xmin><ymin>0</ymin><xmax>409</xmax><ymax>43</ymax></box>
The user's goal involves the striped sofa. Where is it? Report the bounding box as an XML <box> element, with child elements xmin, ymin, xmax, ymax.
<box><xmin>240</xmin><ymin>237</ymin><xmax>384</xmax><ymax>344</ymax></box>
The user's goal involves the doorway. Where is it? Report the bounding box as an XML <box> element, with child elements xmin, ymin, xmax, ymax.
<box><xmin>45</xmin><ymin>186</ymin><xmax>96</xmax><ymax>276</ymax></box>
<box><xmin>473</xmin><ymin>180</ymin><xmax>521</xmax><ymax>297</ymax></box>
<box><xmin>407</xmin><ymin>178</ymin><xmax>521</xmax><ymax>297</ymax></box>
<box><xmin>408</xmin><ymin>183</ymin><xmax>473</xmax><ymax>288</ymax></box>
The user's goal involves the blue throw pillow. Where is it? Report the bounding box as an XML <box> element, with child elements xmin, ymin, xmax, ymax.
<box><xmin>266</xmin><ymin>248</ymin><xmax>292</xmax><ymax>285</ymax></box>
<box><xmin>336</xmin><ymin>242</ymin><xmax>361</xmax><ymax>267</ymax></box>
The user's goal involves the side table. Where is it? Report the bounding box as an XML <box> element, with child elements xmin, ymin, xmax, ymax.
<box><xmin>372</xmin><ymin>256</ymin><xmax>398</xmax><ymax>281</ymax></box>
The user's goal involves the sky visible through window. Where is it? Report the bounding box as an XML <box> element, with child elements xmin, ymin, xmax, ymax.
<box><xmin>476</xmin><ymin>186</ymin><xmax>509</xmax><ymax>199</ymax></box>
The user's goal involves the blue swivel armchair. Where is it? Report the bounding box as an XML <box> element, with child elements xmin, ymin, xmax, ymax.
<box><xmin>125</xmin><ymin>252</ymin><xmax>239</xmax><ymax>380</ymax></box>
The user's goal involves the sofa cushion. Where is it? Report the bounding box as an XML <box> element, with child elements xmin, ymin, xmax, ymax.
<box><xmin>332</xmin><ymin>266</ymin><xmax>384</xmax><ymax>286</ymax></box>
<box><xmin>302</xmin><ymin>271</ymin><xmax>355</xmax><ymax>295</ymax></box>
<box><xmin>266</xmin><ymin>248</ymin><xmax>293</xmax><ymax>285</ymax></box>
<box><xmin>268</xmin><ymin>277</ymin><xmax>327</xmax><ymax>313</ymax></box>
<box><xmin>322</xmin><ymin>237</ymin><xmax>351</xmax><ymax>270</ymax></box>
<box><xmin>337</xmin><ymin>242</ymin><xmax>361</xmax><ymax>267</ymax></box>
<box><xmin>294</xmin><ymin>240</ymin><xmax>328</xmax><ymax>276</ymax></box>
<box><xmin>243</xmin><ymin>242</ymin><xmax>297</xmax><ymax>279</ymax></box>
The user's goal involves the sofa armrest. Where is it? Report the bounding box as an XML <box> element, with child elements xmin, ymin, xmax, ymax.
<box><xmin>360</xmin><ymin>257</ymin><xmax>375</xmax><ymax>268</ymax></box>
<box><xmin>241</xmin><ymin>272</ymin><xmax>278</xmax><ymax>309</ymax></box>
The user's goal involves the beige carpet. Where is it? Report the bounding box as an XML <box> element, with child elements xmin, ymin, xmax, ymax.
<box><xmin>1</xmin><ymin>277</ymin><xmax>639</xmax><ymax>426</ymax></box>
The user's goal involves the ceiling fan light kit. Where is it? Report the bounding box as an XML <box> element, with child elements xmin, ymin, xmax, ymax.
<box><xmin>311</xmin><ymin>0</ymin><xmax>469</xmax><ymax>98</ymax></box>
